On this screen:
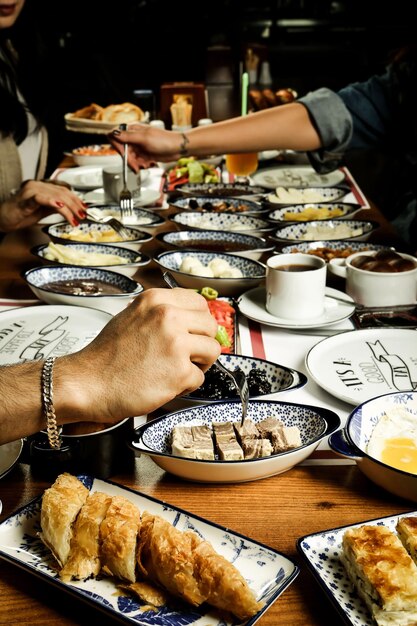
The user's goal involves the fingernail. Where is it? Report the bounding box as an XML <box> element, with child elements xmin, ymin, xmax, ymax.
<box><xmin>55</xmin><ymin>201</ymin><xmax>65</xmax><ymax>208</ymax></box>
<box><xmin>78</xmin><ymin>210</ymin><xmax>87</xmax><ymax>219</ymax></box>
<box><xmin>82</xmin><ymin>202</ymin><xmax>88</xmax><ymax>208</ymax></box>
<box><xmin>112</xmin><ymin>129</ymin><xmax>121</xmax><ymax>136</ymax></box>
<box><xmin>72</xmin><ymin>217</ymin><xmax>79</xmax><ymax>226</ymax></box>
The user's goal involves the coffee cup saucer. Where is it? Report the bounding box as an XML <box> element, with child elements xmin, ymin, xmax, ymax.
<box><xmin>237</xmin><ymin>286</ymin><xmax>355</xmax><ymax>329</ymax></box>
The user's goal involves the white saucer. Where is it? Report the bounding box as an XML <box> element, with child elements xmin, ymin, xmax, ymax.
<box><xmin>83</xmin><ymin>187</ymin><xmax>161</xmax><ymax>207</ymax></box>
<box><xmin>237</xmin><ymin>286</ymin><xmax>355</xmax><ymax>329</ymax></box>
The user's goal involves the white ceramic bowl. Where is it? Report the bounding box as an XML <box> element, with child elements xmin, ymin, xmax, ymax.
<box><xmin>267</xmin><ymin>202</ymin><xmax>362</xmax><ymax>225</ymax></box>
<box><xmin>170</xmin><ymin>211</ymin><xmax>275</xmax><ymax>238</ymax></box>
<box><xmin>130</xmin><ymin>400</ymin><xmax>341</xmax><ymax>483</ymax></box>
<box><xmin>24</xmin><ymin>265</ymin><xmax>143</xmax><ymax>314</ymax></box>
<box><xmin>44</xmin><ymin>221</ymin><xmax>153</xmax><ymax>251</ymax></box>
<box><xmin>86</xmin><ymin>204</ymin><xmax>165</xmax><ymax>233</ymax></box>
<box><xmin>31</xmin><ymin>242</ymin><xmax>150</xmax><ymax>278</ymax></box>
<box><xmin>264</xmin><ymin>185</ymin><xmax>347</xmax><ymax>206</ymax></box>
<box><xmin>170</xmin><ymin>195</ymin><xmax>268</xmax><ymax>215</ymax></box>
<box><xmin>155</xmin><ymin>229</ymin><xmax>275</xmax><ymax>261</ymax></box>
<box><xmin>71</xmin><ymin>144</ymin><xmax>121</xmax><ymax>167</ymax></box>
<box><xmin>272</xmin><ymin>219</ymin><xmax>379</xmax><ymax>243</ymax></box>
<box><xmin>163</xmin><ymin>354</ymin><xmax>307</xmax><ymax>412</ymax></box>
<box><xmin>329</xmin><ymin>391</ymin><xmax>417</xmax><ymax>502</ymax></box>
<box><xmin>153</xmin><ymin>250</ymin><xmax>266</xmax><ymax>297</ymax></box>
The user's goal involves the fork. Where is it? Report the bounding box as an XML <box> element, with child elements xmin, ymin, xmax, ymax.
<box><xmin>119</xmin><ymin>123</ymin><xmax>134</xmax><ymax>218</ymax></box>
<box><xmin>162</xmin><ymin>271</ymin><xmax>249</xmax><ymax>426</ymax></box>
<box><xmin>86</xmin><ymin>207</ymin><xmax>132</xmax><ymax>240</ymax></box>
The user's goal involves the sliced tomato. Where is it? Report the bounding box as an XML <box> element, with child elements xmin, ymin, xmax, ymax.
<box><xmin>207</xmin><ymin>299</ymin><xmax>235</xmax><ymax>353</ymax></box>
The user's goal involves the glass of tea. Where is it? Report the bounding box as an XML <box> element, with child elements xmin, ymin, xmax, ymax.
<box><xmin>225</xmin><ymin>151</ymin><xmax>259</xmax><ymax>184</ymax></box>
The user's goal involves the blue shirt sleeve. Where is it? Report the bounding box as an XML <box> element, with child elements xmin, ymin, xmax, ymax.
<box><xmin>298</xmin><ymin>68</ymin><xmax>397</xmax><ymax>172</ymax></box>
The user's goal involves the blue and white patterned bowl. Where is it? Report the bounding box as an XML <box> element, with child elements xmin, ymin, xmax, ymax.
<box><xmin>86</xmin><ymin>204</ymin><xmax>165</xmax><ymax>233</ymax></box>
<box><xmin>279</xmin><ymin>239</ymin><xmax>388</xmax><ymax>260</ymax></box>
<box><xmin>24</xmin><ymin>265</ymin><xmax>143</xmax><ymax>314</ymax></box>
<box><xmin>31</xmin><ymin>242</ymin><xmax>150</xmax><ymax>278</ymax></box>
<box><xmin>267</xmin><ymin>202</ymin><xmax>362</xmax><ymax>225</ymax></box>
<box><xmin>170</xmin><ymin>195</ymin><xmax>268</xmax><ymax>215</ymax></box>
<box><xmin>169</xmin><ymin>211</ymin><xmax>275</xmax><ymax>237</ymax></box>
<box><xmin>329</xmin><ymin>391</ymin><xmax>417</xmax><ymax>501</ymax></box>
<box><xmin>130</xmin><ymin>400</ymin><xmax>341</xmax><ymax>483</ymax></box>
<box><xmin>175</xmin><ymin>181</ymin><xmax>266</xmax><ymax>197</ymax></box>
<box><xmin>163</xmin><ymin>354</ymin><xmax>307</xmax><ymax>412</ymax></box>
<box><xmin>44</xmin><ymin>221</ymin><xmax>153</xmax><ymax>251</ymax></box>
<box><xmin>272</xmin><ymin>219</ymin><xmax>379</xmax><ymax>243</ymax></box>
<box><xmin>156</xmin><ymin>229</ymin><xmax>275</xmax><ymax>261</ymax></box>
<box><xmin>153</xmin><ymin>249</ymin><xmax>266</xmax><ymax>297</ymax></box>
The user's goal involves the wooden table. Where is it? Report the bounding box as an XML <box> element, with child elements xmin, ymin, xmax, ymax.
<box><xmin>0</xmin><ymin>179</ymin><xmax>412</xmax><ymax>626</ymax></box>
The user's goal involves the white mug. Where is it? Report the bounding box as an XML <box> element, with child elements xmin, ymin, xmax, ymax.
<box><xmin>102</xmin><ymin>166</ymin><xmax>144</xmax><ymax>203</ymax></box>
<box><xmin>266</xmin><ymin>253</ymin><xmax>327</xmax><ymax>319</ymax></box>
<box><xmin>329</xmin><ymin>250</ymin><xmax>417</xmax><ymax>306</ymax></box>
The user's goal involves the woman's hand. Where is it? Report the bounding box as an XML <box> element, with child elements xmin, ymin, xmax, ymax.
<box><xmin>0</xmin><ymin>180</ymin><xmax>86</xmax><ymax>232</ymax></box>
<box><xmin>108</xmin><ymin>124</ymin><xmax>184</xmax><ymax>171</ymax></box>
<box><xmin>56</xmin><ymin>288</ymin><xmax>221</xmax><ymax>425</ymax></box>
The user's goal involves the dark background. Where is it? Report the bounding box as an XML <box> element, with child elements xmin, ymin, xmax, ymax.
<box><xmin>30</xmin><ymin>0</ymin><xmax>415</xmax><ymax>178</ymax></box>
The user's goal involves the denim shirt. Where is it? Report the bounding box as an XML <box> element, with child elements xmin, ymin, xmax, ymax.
<box><xmin>299</xmin><ymin>66</ymin><xmax>417</xmax><ymax>248</ymax></box>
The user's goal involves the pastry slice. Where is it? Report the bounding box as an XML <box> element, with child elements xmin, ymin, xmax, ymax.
<box><xmin>341</xmin><ymin>524</ymin><xmax>417</xmax><ymax>626</ymax></box>
<box><xmin>137</xmin><ymin>511</ymin><xmax>206</xmax><ymax>607</ymax></box>
<box><xmin>121</xmin><ymin>581</ymin><xmax>169</xmax><ymax>609</ymax></box>
<box><xmin>100</xmin><ymin>495</ymin><xmax>141</xmax><ymax>582</ymax></box>
<box><xmin>191</xmin><ymin>535</ymin><xmax>264</xmax><ymax>620</ymax></box>
<box><xmin>39</xmin><ymin>472</ymin><xmax>90</xmax><ymax>567</ymax></box>
<box><xmin>59</xmin><ymin>491</ymin><xmax>112</xmax><ymax>582</ymax></box>
<box><xmin>396</xmin><ymin>517</ymin><xmax>417</xmax><ymax>564</ymax></box>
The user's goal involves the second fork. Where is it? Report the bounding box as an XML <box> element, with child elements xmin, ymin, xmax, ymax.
<box><xmin>119</xmin><ymin>123</ymin><xmax>134</xmax><ymax>218</ymax></box>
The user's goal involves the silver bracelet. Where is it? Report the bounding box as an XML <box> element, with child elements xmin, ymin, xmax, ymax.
<box><xmin>42</xmin><ymin>357</ymin><xmax>61</xmax><ymax>449</ymax></box>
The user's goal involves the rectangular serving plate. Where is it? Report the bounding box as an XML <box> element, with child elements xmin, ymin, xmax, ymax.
<box><xmin>297</xmin><ymin>509</ymin><xmax>417</xmax><ymax>626</ymax></box>
<box><xmin>0</xmin><ymin>475</ymin><xmax>298</xmax><ymax>626</ymax></box>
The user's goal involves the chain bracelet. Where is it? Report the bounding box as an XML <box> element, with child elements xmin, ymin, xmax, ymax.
<box><xmin>42</xmin><ymin>357</ymin><xmax>61</xmax><ymax>449</ymax></box>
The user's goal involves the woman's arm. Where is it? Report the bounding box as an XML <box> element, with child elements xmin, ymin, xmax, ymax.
<box><xmin>109</xmin><ymin>102</ymin><xmax>322</xmax><ymax>171</ymax></box>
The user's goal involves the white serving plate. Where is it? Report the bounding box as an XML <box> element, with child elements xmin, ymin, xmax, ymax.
<box><xmin>297</xmin><ymin>510</ymin><xmax>417</xmax><ymax>626</ymax></box>
<box><xmin>0</xmin><ymin>475</ymin><xmax>299</xmax><ymax>626</ymax></box>
<box><xmin>251</xmin><ymin>165</ymin><xmax>346</xmax><ymax>189</ymax></box>
<box><xmin>238</xmin><ymin>286</ymin><xmax>355</xmax><ymax>329</ymax></box>
<box><xmin>83</xmin><ymin>187</ymin><xmax>160</xmax><ymax>207</ymax></box>
<box><xmin>0</xmin><ymin>305</ymin><xmax>111</xmax><ymax>365</ymax></box>
<box><xmin>305</xmin><ymin>328</ymin><xmax>417</xmax><ymax>405</ymax></box>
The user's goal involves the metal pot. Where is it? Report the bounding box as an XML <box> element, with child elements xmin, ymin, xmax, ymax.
<box><xmin>26</xmin><ymin>418</ymin><xmax>135</xmax><ymax>480</ymax></box>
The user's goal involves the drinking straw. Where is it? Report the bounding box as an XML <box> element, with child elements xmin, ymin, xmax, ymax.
<box><xmin>241</xmin><ymin>71</ymin><xmax>249</xmax><ymax>116</ymax></box>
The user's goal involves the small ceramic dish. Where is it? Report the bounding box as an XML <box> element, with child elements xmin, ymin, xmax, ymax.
<box><xmin>170</xmin><ymin>195</ymin><xmax>267</xmax><ymax>215</ymax></box>
<box><xmin>24</xmin><ymin>265</ymin><xmax>143</xmax><ymax>314</ymax></box>
<box><xmin>175</xmin><ymin>182</ymin><xmax>266</xmax><ymax>197</ymax></box>
<box><xmin>155</xmin><ymin>229</ymin><xmax>275</xmax><ymax>261</ymax></box>
<box><xmin>130</xmin><ymin>399</ymin><xmax>341</xmax><ymax>483</ymax></box>
<box><xmin>85</xmin><ymin>204</ymin><xmax>165</xmax><ymax>233</ymax></box>
<box><xmin>153</xmin><ymin>249</ymin><xmax>266</xmax><ymax>297</ymax></box>
<box><xmin>163</xmin><ymin>354</ymin><xmax>307</xmax><ymax>412</ymax></box>
<box><xmin>170</xmin><ymin>211</ymin><xmax>275</xmax><ymax>238</ymax></box>
<box><xmin>278</xmin><ymin>240</ymin><xmax>388</xmax><ymax>262</ymax></box>
<box><xmin>267</xmin><ymin>202</ymin><xmax>362</xmax><ymax>225</ymax></box>
<box><xmin>44</xmin><ymin>221</ymin><xmax>153</xmax><ymax>251</ymax></box>
<box><xmin>71</xmin><ymin>144</ymin><xmax>121</xmax><ymax>167</ymax></box>
<box><xmin>271</xmin><ymin>219</ymin><xmax>379</xmax><ymax>243</ymax></box>
<box><xmin>329</xmin><ymin>391</ymin><xmax>417</xmax><ymax>502</ymax></box>
<box><xmin>264</xmin><ymin>185</ymin><xmax>347</xmax><ymax>206</ymax></box>
<box><xmin>31</xmin><ymin>242</ymin><xmax>150</xmax><ymax>278</ymax></box>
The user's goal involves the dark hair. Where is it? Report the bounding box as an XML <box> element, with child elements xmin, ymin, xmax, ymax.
<box><xmin>0</xmin><ymin>1</ymin><xmax>50</xmax><ymax>144</ymax></box>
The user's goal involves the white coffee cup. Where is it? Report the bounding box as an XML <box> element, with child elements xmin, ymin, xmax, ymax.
<box><xmin>266</xmin><ymin>253</ymin><xmax>327</xmax><ymax>319</ymax></box>
<box><xmin>329</xmin><ymin>250</ymin><xmax>417</xmax><ymax>306</ymax></box>
<box><xmin>102</xmin><ymin>166</ymin><xmax>145</xmax><ymax>203</ymax></box>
